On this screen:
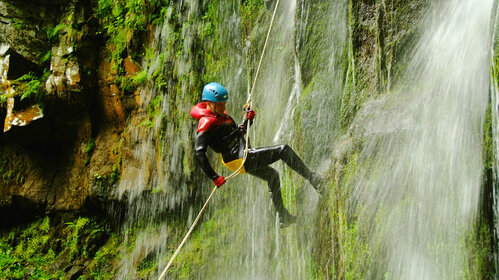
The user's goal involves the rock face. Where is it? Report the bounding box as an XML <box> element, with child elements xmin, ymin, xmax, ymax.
<box><xmin>0</xmin><ymin>0</ymin><xmax>123</xmax><ymax>222</ymax></box>
<box><xmin>45</xmin><ymin>44</ymin><xmax>82</xmax><ymax>97</ymax></box>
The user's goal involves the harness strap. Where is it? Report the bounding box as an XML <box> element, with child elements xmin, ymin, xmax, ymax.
<box><xmin>221</xmin><ymin>156</ymin><xmax>247</xmax><ymax>174</ymax></box>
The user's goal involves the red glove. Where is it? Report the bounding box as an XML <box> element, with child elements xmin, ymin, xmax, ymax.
<box><xmin>247</xmin><ymin>109</ymin><xmax>255</xmax><ymax>121</ymax></box>
<box><xmin>213</xmin><ymin>176</ymin><xmax>226</xmax><ymax>187</ymax></box>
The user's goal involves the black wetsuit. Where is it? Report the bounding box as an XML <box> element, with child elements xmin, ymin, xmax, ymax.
<box><xmin>191</xmin><ymin>102</ymin><xmax>316</xmax><ymax>218</ymax></box>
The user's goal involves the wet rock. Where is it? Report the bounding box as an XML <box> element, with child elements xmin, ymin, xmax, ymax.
<box><xmin>0</xmin><ymin>0</ymin><xmax>61</xmax><ymax>63</ymax></box>
<box><xmin>45</xmin><ymin>44</ymin><xmax>82</xmax><ymax>97</ymax></box>
<box><xmin>96</xmin><ymin>51</ymin><xmax>126</xmax><ymax>129</ymax></box>
<box><xmin>0</xmin><ymin>45</ymin><xmax>42</xmax><ymax>79</ymax></box>
<box><xmin>64</xmin><ymin>264</ymin><xmax>85</xmax><ymax>280</ymax></box>
<box><xmin>124</xmin><ymin>56</ymin><xmax>140</xmax><ymax>77</ymax></box>
<box><xmin>4</xmin><ymin>104</ymin><xmax>44</xmax><ymax>132</ymax></box>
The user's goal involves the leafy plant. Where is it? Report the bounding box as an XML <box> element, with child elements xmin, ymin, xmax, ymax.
<box><xmin>0</xmin><ymin>94</ymin><xmax>8</xmax><ymax>106</ymax></box>
<box><xmin>64</xmin><ymin>217</ymin><xmax>90</xmax><ymax>260</ymax></box>
<box><xmin>132</xmin><ymin>69</ymin><xmax>148</xmax><ymax>84</ymax></box>
<box><xmin>37</xmin><ymin>50</ymin><xmax>52</xmax><ymax>65</ymax></box>
<box><xmin>13</xmin><ymin>72</ymin><xmax>44</xmax><ymax>101</ymax></box>
<box><xmin>47</xmin><ymin>23</ymin><xmax>68</xmax><ymax>41</ymax></box>
<box><xmin>0</xmin><ymin>217</ymin><xmax>64</xmax><ymax>279</ymax></box>
<box><xmin>118</xmin><ymin>69</ymin><xmax>148</xmax><ymax>92</ymax></box>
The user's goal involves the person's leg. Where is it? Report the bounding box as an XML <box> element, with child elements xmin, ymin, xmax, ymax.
<box><xmin>245</xmin><ymin>144</ymin><xmax>323</xmax><ymax>189</ymax></box>
<box><xmin>247</xmin><ymin>166</ymin><xmax>296</xmax><ymax>227</ymax></box>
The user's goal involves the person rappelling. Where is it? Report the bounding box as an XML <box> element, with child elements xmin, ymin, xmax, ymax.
<box><xmin>190</xmin><ymin>82</ymin><xmax>324</xmax><ymax>227</ymax></box>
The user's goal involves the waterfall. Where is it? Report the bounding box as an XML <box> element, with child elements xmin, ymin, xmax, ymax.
<box><xmin>350</xmin><ymin>0</ymin><xmax>494</xmax><ymax>279</ymax></box>
<box><xmin>107</xmin><ymin>0</ymin><xmax>496</xmax><ymax>278</ymax></box>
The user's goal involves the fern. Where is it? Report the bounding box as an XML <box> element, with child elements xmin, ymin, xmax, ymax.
<box><xmin>13</xmin><ymin>72</ymin><xmax>44</xmax><ymax>101</ymax></box>
<box><xmin>14</xmin><ymin>72</ymin><xmax>38</xmax><ymax>82</ymax></box>
<box><xmin>20</xmin><ymin>80</ymin><xmax>42</xmax><ymax>101</ymax></box>
<box><xmin>46</xmin><ymin>23</ymin><xmax>68</xmax><ymax>41</ymax></box>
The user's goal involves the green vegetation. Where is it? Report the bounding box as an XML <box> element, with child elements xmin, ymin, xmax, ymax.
<box><xmin>464</xmin><ymin>222</ymin><xmax>494</xmax><ymax>279</ymax></box>
<box><xmin>96</xmin><ymin>0</ymin><xmax>168</xmax><ymax>68</ymax></box>
<box><xmin>46</xmin><ymin>22</ymin><xmax>69</xmax><ymax>41</ymax></box>
<box><xmin>0</xmin><ymin>149</ymin><xmax>25</xmax><ymax>185</ymax></box>
<box><xmin>10</xmin><ymin>18</ymin><xmax>26</xmax><ymax>29</ymax></box>
<box><xmin>87</xmin><ymin>233</ymin><xmax>121</xmax><ymax>279</ymax></box>
<box><xmin>84</xmin><ymin>138</ymin><xmax>96</xmax><ymax>166</ymax></box>
<box><xmin>0</xmin><ymin>216</ymin><xmax>112</xmax><ymax>279</ymax></box>
<box><xmin>0</xmin><ymin>217</ymin><xmax>63</xmax><ymax>280</ymax></box>
<box><xmin>11</xmin><ymin>72</ymin><xmax>45</xmax><ymax>102</ymax></box>
<box><xmin>241</xmin><ymin>0</ymin><xmax>266</xmax><ymax>31</ymax></box>
<box><xmin>93</xmin><ymin>169</ymin><xmax>119</xmax><ymax>196</ymax></box>
<box><xmin>95</xmin><ymin>0</ymin><xmax>172</xmax><ymax>95</ymax></box>
<box><xmin>119</xmin><ymin>69</ymin><xmax>148</xmax><ymax>93</ymax></box>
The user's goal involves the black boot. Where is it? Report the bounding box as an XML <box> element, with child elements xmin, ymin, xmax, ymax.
<box><xmin>278</xmin><ymin>211</ymin><xmax>296</xmax><ymax>228</ymax></box>
<box><xmin>309</xmin><ymin>172</ymin><xmax>325</xmax><ymax>194</ymax></box>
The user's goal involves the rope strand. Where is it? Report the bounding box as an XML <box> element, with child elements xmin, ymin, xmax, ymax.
<box><xmin>158</xmin><ymin>1</ymin><xmax>280</xmax><ymax>278</ymax></box>
<box><xmin>157</xmin><ymin>186</ymin><xmax>217</xmax><ymax>280</ymax></box>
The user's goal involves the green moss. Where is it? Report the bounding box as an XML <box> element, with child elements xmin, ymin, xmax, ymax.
<box><xmin>84</xmin><ymin>138</ymin><xmax>96</xmax><ymax>166</ymax></box>
<box><xmin>87</xmin><ymin>233</ymin><xmax>121</xmax><ymax>279</ymax></box>
<box><xmin>0</xmin><ymin>149</ymin><xmax>26</xmax><ymax>185</ymax></box>
<box><xmin>118</xmin><ymin>68</ymin><xmax>148</xmax><ymax>93</ymax></box>
<box><xmin>46</xmin><ymin>22</ymin><xmax>69</xmax><ymax>41</ymax></box>
<box><xmin>96</xmin><ymin>0</ymin><xmax>167</xmax><ymax>71</ymax></box>
<box><xmin>10</xmin><ymin>18</ymin><xmax>26</xmax><ymax>30</ymax></box>
<box><xmin>241</xmin><ymin>0</ymin><xmax>265</xmax><ymax>32</ymax></box>
<box><xmin>0</xmin><ymin>216</ymin><xmax>110</xmax><ymax>279</ymax></box>
<box><xmin>344</xmin><ymin>219</ymin><xmax>370</xmax><ymax>280</ymax></box>
<box><xmin>159</xmin><ymin>202</ymin><xmax>254</xmax><ymax>279</ymax></box>
<box><xmin>281</xmin><ymin>167</ymin><xmax>298</xmax><ymax>213</ymax></box>
<box><xmin>463</xmin><ymin>221</ymin><xmax>494</xmax><ymax>279</ymax></box>
<box><xmin>93</xmin><ymin>170</ymin><xmax>119</xmax><ymax>196</ymax></box>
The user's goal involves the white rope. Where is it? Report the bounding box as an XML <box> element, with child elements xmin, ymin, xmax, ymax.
<box><xmin>228</xmin><ymin>0</ymin><xmax>281</xmax><ymax>178</ymax></box>
<box><xmin>248</xmin><ymin>0</ymin><xmax>281</xmax><ymax>105</ymax></box>
<box><xmin>157</xmin><ymin>185</ymin><xmax>217</xmax><ymax>280</ymax></box>
<box><xmin>158</xmin><ymin>1</ymin><xmax>281</xmax><ymax>278</ymax></box>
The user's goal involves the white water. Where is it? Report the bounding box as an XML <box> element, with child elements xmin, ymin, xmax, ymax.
<box><xmin>350</xmin><ymin>0</ymin><xmax>494</xmax><ymax>279</ymax></box>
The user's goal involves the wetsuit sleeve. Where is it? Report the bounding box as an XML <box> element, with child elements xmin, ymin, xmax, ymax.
<box><xmin>237</xmin><ymin>119</ymin><xmax>250</xmax><ymax>134</ymax></box>
<box><xmin>194</xmin><ymin>131</ymin><xmax>219</xmax><ymax>180</ymax></box>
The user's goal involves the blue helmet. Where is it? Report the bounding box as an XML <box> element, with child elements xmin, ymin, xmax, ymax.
<box><xmin>202</xmin><ymin>82</ymin><xmax>229</xmax><ymax>102</ymax></box>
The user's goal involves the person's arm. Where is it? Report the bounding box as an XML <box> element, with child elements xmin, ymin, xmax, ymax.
<box><xmin>194</xmin><ymin>132</ymin><xmax>218</xmax><ymax>180</ymax></box>
<box><xmin>194</xmin><ymin>131</ymin><xmax>225</xmax><ymax>187</ymax></box>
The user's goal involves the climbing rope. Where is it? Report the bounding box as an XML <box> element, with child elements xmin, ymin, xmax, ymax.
<box><xmin>158</xmin><ymin>1</ymin><xmax>280</xmax><ymax>279</ymax></box>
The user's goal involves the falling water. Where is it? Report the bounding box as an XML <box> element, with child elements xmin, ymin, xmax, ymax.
<box><xmin>350</xmin><ymin>0</ymin><xmax>494</xmax><ymax>279</ymax></box>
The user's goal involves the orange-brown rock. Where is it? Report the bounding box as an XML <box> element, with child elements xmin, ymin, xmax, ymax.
<box><xmin>124</xmin><ymin>56</ymin><xmax>141</xmax><ymax>77</ymax></box>
<box><xmin>97</xmin><ymin>53</ymin><xmax>126</xmax><ymax>130</ymax></box>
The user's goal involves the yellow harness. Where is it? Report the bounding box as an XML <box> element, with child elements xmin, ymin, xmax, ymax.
<box><xmin>221</xmin><ymin>156</ymin><xmax>246</xmax><ymax>174</ymax></box>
